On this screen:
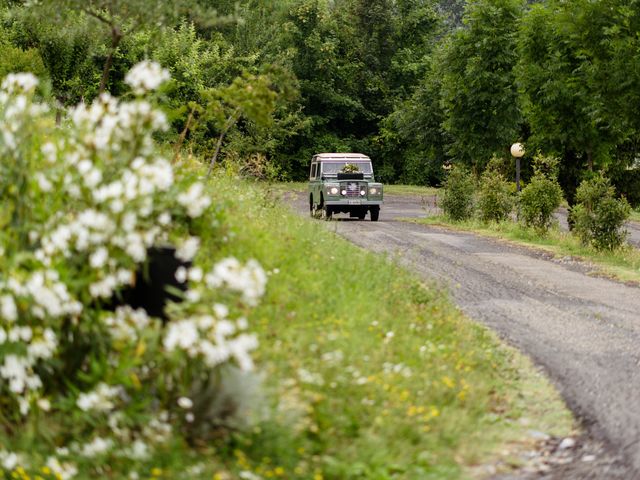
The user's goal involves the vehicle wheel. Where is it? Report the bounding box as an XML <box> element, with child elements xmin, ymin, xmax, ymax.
<box><xmin>370</xmin><ymin>208</ymin><xmax>380</xmax><ymax>222</ymax></box>
<box><xmin>309</xmin><ymin>196</ymin><xmax>315</xmax><ymax>217</ymax></box>
<box><xmin>357</xmin><ymin>211</ymin><xmax>366</xmax><ymax>220</ymax></box>
<box><xmin>324</xmin><ymin>206</ymin><xmax>333</xmax><ymax>220</ymax></box>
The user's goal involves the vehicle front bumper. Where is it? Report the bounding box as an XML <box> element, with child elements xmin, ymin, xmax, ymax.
<box><xmin>325</xmin><ymin>200</ymin><xmax>383</xmax><ymax>206</ymax></box>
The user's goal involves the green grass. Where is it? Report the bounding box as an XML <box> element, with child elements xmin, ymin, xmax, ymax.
<box><xmin>409</xmin><ymin>215</ymin><xmax>640</xmax><ymax>284</ymax></box>
<box><xmin>200</xmin><ymin>177</ymin><xmax>574</xmax><ymax>479</ymax></box>
<box><xmin>384</xmin><ymin>184</ymin><xmax>439</xmax><ymax>196</ymax></box>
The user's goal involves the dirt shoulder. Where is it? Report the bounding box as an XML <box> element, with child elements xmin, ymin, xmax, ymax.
<box><xmin>288</xmin><ymin>193</ymin><xmax>640</xmax><ymax>479</ymax></box>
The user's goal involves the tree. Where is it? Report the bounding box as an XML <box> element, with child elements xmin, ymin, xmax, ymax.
<box><xmin>379</xmin><ymin>54</ymin><xmax>449</xmax><ymax>184</ymax></box>
<box><xmin>517</xmin><ymin>0</ymin><xmax>640</xmax><ymax>203</ymax></box>
<box><xmin>440</xmin><ymin>0</ymin><xmax>524</xmax><ymax>171</ymax></box>
<box><xmin>20</xmin><ymin>0</ymin><xmax>216</xmax><ymax>94</ymax></box>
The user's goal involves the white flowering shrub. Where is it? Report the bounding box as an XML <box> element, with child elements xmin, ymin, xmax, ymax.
<box><xmin>0</xmin><ymin>63</ymin><xmax>267</xmax><ymax>477</ymax></box>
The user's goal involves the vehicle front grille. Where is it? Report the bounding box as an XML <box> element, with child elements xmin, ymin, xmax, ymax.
<box><xmin>344</xmin><ymin>182</ymin><xmax>361</xmax><ymax>197</ymax></box>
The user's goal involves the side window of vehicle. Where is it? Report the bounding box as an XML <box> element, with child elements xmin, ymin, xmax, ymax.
<box><xmin>310</xmin><ymin>163</ymin><xmax>317</xmax><ymax>180</ymax></box>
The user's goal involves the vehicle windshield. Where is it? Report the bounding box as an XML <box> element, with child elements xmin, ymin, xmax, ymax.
<box><xmin>321</xmin><ymin>162</ymin><xmax>373</xmax><ymax>175</ymax></box>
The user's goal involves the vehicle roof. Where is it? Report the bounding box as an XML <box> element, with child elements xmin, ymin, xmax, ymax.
<box><xmin>313</xmin><ymin>153</ymin><xmax>371</xmax><ymax>162</ymax></box>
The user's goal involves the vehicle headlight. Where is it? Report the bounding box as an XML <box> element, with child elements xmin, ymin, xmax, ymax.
<box><xmin>360</xmin><ymin>190</ymin><xmax>366</xmax><ymax>196</ymax></box>
<box><xmin>341</xmin><ymin>189</ymin><xmax>347</xmax><ymax>196</ymax></box>
<box><xmin>325</xmin><ymin>184</ymin><xmax>339</xmax><ymax>195</ymax></box>
<box><xmin>369</xmin><ymin>187</ymin><xmax>378</xmax><ymax>195</ymax></box>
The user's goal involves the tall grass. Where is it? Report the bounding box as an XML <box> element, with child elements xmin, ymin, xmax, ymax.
<box><xmin>201</xmin><ymin>177</ymin><xmax>573</xmax><ymax>479</ymax></box>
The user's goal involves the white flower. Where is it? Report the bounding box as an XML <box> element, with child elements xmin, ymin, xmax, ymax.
<box><xmin>36</xmin><ymin>172</ymin><xmax>53</xmax><ymax>192</ymax></box>
<box><xmin>41</xmin><ymin>142</ymin><xmax>57</xmax><ymax>163</ymax></box>
<box><xmin>37</xmin><ymin>398</ymin><xmax>51</xmax><ymax>411</ymax></box>
<box><xmin>0</xmin><ymin>294</ymin><xmax>17</xmax><ymax>322</ymax></box>
<box><xmin>89</xmin><ymin>275</ymin><xmax>117</xmax><ymax>299</ymax></box>
<box><xmin>206</xmin><ymin>258</ymin><xmax>267</xmax><ymax>306</ymax></box>
<box><xmin>104</xmin><ymin>307</ymin><xmax>150</xmax><ymax>342</ymax></box>
<box><xmin>175</xmin><ymin>236</ymin><xmax>200</xmax><ymax>262</ymax></box>
<box><xmin>0</xmin><ymin>451</ymin><xmax>20</xmax><ymax>470</ymax></box>
<box><xmin>163</xmin><ymin>320</ymin><xmax>199</xmax><ymax>352</ymax></box>
<box><xmin>199</xmin><ymin>340</ymin><xmax>230</xmax><ymax>367</ymax></box>
<box><xmin>125</xmin><ymin>440</ymin><xmax>149</xmax><ymax>460</ymax></box>
<box><xmin>229</xmin><ymin>334</ymin><xmax>259</xmax><ymax>371</ymax></box>
<box><xmin>158</xmin><ymin>212</ymin><xmax>171</xmax><ymax>225</ymax></box>
<box><xmin>18</xmin><ymin>397</ymin><xmax>30</xmax><ymax>415</ymax></box>
<box><xmin>46</xmin><ymin>457</ymin><xmax>78</xmax><ymax>480</ymax></box>
<box><xmin>27</xmin><ymin>329</ymin><xmax>57</xmax><ymax>361</ymax></box>
<box><xmin>175</xmin><ymin>266</ymin><xmax>188</xmax><ymax>283</ymax></box>
<box><xmin>125</xmin><ymin>61</ymin><xmax>171</xmax><ymax>95</ymax></box>
<box><xmin>89</xmin><ymin>247</ymin><xmax>109</xmax><ymax>269</ymax></box>
<box><xmin>188</xmin><ymin>267</ymin><xmax>203</xmax><ymax>282</ymax></box>
<box><xmin>177</xmin><ymin>182</ymin><xmax>211</xmax><ymax>218</ymax></box>
<box><xmin>121</xmin><ymin>212</ymin><xmax>137</xmax><ymax>232</ymax></box>
<box><xmin>237</xmin><ymin>317</ymin><xmax>248</xmax><ymax>330</ymax></box>
<box><xmin>116</xmin><ymin>269</ymin><xmax>134</xmax><ymax>285</ymax></box>
<box><xmin>186</xmin><ymin>289</ymin><xmax>201</xmax><ymax>302</ymax></box>
<box><xmin>81</xmin><ymin>437</ymin><xmax>113</xmax><ymax>457</ymax></box>
<box><xmin>177</xmin><ymin>397</ymin><xmax>193</xmax><ymax>409</ymax></box>
<box><xmin>239</xmin><ymin>471</ymin><xmax>262</xmax><ymax>480</ymax></box>
<box><xmin>125</xmin><ymin>237</ymin><xmax>146</xmax><ymax>262</ymax></box>
<box><xmin>1</xmin><ymin>72</ymin><xmax>39</xmax><ymax>94</ymax></box>
<box><xmin>214</xmin><ymin>303</ymin><xmax>229</xmax><ymax>319</ymax></box>
<box><xmin>76</xmin><ymin>383</ymin><xmax>120</xmax><ymax>412</ymax></box>
<box><xmin>0</xmin><ymin>355</ymin><xmax>42</xmax><ymax>395</ymax></box>
<box><xmin>83</xmin><ymin>168</ymin><xmax>102</xmax><ymax>188</ymax></box>
<box><xmin>215</xmin><ymin>320</ymin><xmax>236</xmax><ymax>339</ymax></box>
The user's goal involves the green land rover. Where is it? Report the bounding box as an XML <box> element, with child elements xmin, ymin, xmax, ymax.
<box><xmin>308</xmin><ymin>153</ymin><xmax>383</xmax><ymax>221</ymax></box>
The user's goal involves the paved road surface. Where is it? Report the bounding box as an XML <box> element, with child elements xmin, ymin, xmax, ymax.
<box><xmin>289</xmin><ymin>193</ymin><xmax>640</xmax><ymax>479</ymax></box>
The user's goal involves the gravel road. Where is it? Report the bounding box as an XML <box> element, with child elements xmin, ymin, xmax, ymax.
<box><xmin>289</xmin><ymin>193</ymin><xmax>640</xmax><ymax>479</ymax></box>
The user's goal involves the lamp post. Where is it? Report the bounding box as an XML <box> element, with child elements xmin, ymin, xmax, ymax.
<box><xmin>510</xmin><ymin>143</ymin><xmax>525</xmax><ymax>192</ymax></box>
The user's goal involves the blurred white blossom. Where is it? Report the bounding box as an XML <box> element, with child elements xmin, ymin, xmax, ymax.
<box><xmin>76</xmin><ymin>383</ymin><xmax>120</xmax><ymax>412</ymax></box>
<box><xmin>125</xmin><ymin>61</ymin><xmax>170</xmax><ymax>95</ymax></box>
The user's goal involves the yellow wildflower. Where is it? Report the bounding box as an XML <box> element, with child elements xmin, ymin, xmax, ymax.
<box><xmin>442</xmin><ymin>376</ymin><xmax>455</xmax><ymax>389</ymax></box>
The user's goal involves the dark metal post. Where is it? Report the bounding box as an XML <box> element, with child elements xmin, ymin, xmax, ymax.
<box><xmin>516</xmin><ymin>157</ymin><xmax>521</xmax><ymax>192</ymax></box>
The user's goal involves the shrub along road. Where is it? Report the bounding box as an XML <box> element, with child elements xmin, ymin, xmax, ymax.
<box><xmin>290</xmin><ymin>193</ymin><xmax>640</xmax><ymax>479</ymax></box>
<box><xmin>383</xmin><ymin>191</ymin><xmax>640</xmax><ymax>247</ymax></box>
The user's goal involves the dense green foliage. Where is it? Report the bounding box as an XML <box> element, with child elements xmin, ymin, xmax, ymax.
<box><xmin>440</xmin><ymin>166</ymin><xmax>475</xmax><ymax>221</ymax></box>
<box><xmin>570</xmin><ymin>175</ymin><xmax>631</xmax><ymax>250</ymax></box>
<box><xmin>1</xmin><ymin>0</ymin><xmax>638</xmax><ymax>195</ymax></box>
<box><xmin>518</xmin><ymin>155</ymin><xmax>564</xmax><ymax>234</ymax></box>
<box><xmin>517</xmin><ymin>0</ymin><xmax>640</xmax><ymax>203</ymax></box>
<box><xmin>477</xmin><ymin>169</ymin><xmax>514</xmax><ymax>223</ymax></box>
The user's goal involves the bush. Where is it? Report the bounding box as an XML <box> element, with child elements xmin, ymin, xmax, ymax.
<box><xmin>518</xmin><ymin>154</ymin><xmax>564</xmax><ymax>234</ymax></box>
<box><xmin>0</xmin><ymin>65</ymin><xmax>267</xmax><ymax>477</ymax></box>
<box><xmin>0</xmin><ymin>43</ymin><xmax>47</xmax><ymax>80</ymax></box>
<box><xmin>477</xmin><ymin>169</ymin><xmax>513</xmax><ymax>223</ymax></box>
<box><xmin>570</xmin><ymin>174</ymin><xmax>631</xmax><ymax>250</ymax></box>
<box><xmin>441</xmin><ymin>165</ymin><xmax>475</xmax><ymax>221</ymax></box>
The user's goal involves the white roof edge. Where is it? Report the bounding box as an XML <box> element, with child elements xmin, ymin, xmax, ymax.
<box><xmin>314</xmin><ymin>153</ymin><xmax>371</xmax><ymax>161</ymax></box>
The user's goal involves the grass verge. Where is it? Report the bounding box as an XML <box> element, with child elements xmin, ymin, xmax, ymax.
<box><xmin>408</xmin><ymin>215</ymin><xmax>640</xmax><ymax>284</ymax></box>
<box><xmin>199</xmin><ymin>177</ymin><xmax>574</xmax><ymax>479</ymax></box>
<box><xmin>384</xmin><ymin>184</ymin><xmax>439</xmax><ymax>196</ymax></box>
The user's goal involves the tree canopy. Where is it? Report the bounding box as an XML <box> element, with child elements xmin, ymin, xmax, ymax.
<box><xmin>0</xmin><ymin>0</ymin><xmax>638</xmax><ymax>201</ymax></box>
